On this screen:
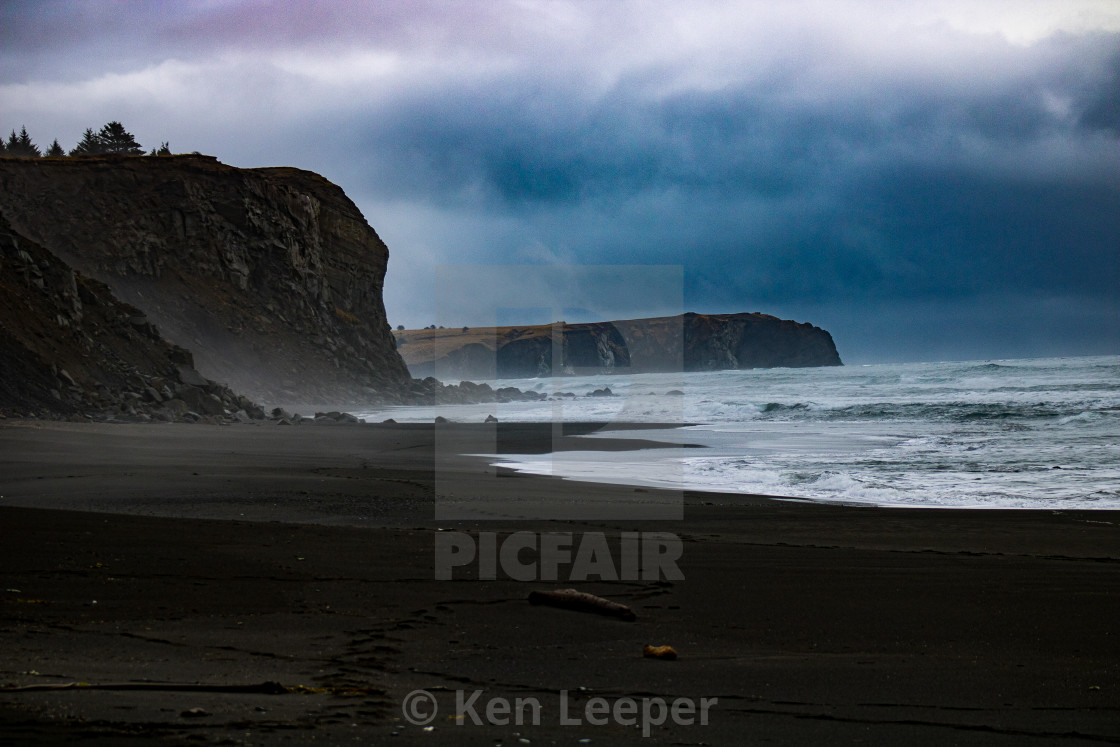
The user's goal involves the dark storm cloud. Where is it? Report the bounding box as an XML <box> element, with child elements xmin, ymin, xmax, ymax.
<box><xmin>1074</xmin><ymin>46</ymin><xmax>1120</xmax><ymax>135</ymax></box>
<box><xmin>346</xmin><ymin>28</ymin><xmax>1119</xmax><ymax>320</ymax></box>
<box><xmin>356</xmin><ymin>30</ymin><xmax>1117</xmax><ymax>201</ymax></box>
<box><xmin>2</xmin><ymin>1</ymin><xmax>1117</xmax><ymax>361</ymax></box>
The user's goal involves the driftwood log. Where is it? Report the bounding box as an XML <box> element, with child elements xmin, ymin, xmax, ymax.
<box><xmin>527</xmin><ymin>588</ymin><xmax>637</xmax><ymax>621</ymax></box>
<box><xmin>642</xmin><ymin>644</ymin><xmax>678</xmax><ymax>660</ymax></box>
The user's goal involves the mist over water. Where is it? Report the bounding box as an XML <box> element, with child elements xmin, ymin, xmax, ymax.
<box><xmin>356</xmin><ymin>356</ymin><xmax>1120</xmax><ymax>509</ymax></box>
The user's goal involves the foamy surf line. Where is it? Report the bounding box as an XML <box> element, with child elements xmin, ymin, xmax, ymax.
<box><xmin>361</xmin><ymin>357</ymin><xmax>1120</xmax><ymax>510</ymax></box>
<box><xmin>485</xmin><ymin>451</ymin><xmax>1118</xmax><ymax>510</ymax></box>
<box><xmin>480</xmin><ymin>421</ymin><xmax>1120</xmax><ymax>510</ymax></box>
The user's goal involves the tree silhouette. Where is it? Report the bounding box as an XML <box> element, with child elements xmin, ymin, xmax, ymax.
<box><xmin>6</xmin><ymin>126</ymin><xmax>41</xmax><ymax>158</ymax></box>
<box><xmin>97</xmin><ymin>121</ymin><xmax>143</xmax><ymax>154</ymax></box>
<box><xmin>69</xmin><ymin>127</ymin><xmax>103</xmax><ymax>156</ymax></box>
<box><xmin>1</xmin><ymin>122</ymin><xmax>177</xmax><ymax>158</ymax></box>
<box><xmin>67</xmin><ymin>122</ymin><xmax>144</xmax><ymax>156</ymax></box>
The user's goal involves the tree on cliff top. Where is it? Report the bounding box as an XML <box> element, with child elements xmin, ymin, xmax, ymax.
<box><xmin>45</xmin><ymin>139</ymin><xmax>65</xmax><ymax>157</ymax></box>
<box><xmin>96</xmin><ymin>122</ymin><xmax>143</xmax><ymax>154</ymax></box>
<box><xmin>69</xmin><ymin>122</ymin><xmax>144</xmax><ymax>156</ymax></box>
<box><xmin>5</xmin><ymin>126</ymin><xmax>41</xmax><ymax>158</ymax></box>
<box><xmin>69</xmin><ymin>127</ymin><xmax>102</xmax><ymax>156</ymax></box>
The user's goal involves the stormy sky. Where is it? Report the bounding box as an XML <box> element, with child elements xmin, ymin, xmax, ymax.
<box><xmin>2</xmin><ymin>1</ymin><xmax>1117</xmax><ymax>363</ymax></box>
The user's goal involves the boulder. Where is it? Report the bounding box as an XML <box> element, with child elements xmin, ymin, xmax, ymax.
<box><xmin>179</xmin><ymin>386</ymin><xmax>226</xmax><ymax>416</ymax></box>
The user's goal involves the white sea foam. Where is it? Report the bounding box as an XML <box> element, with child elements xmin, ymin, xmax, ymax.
<box><xmin>355</xmin><ymin>356</ymin><xmax>1120</xmax><ymax>509</ymax></box>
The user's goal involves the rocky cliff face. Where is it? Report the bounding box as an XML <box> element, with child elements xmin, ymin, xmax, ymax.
<box><xmin>0</xmin><ymin>155</ymin><xmax>410</xmax><ymax>405</ymax></box>
<box><xmin>493</xmin><ymin>322</ymin><xmax>632</xmax><ymax>379</ymax></box>
<box><xmin>0</xmin><ymin>212</ymin><xmax>263</xmax><ymax>421</ymax></box>
<box><xmin>633</xmin><ymin>312</ymin><xmax>843</xmax><ymax>371</ymax></box>
<box><xmin>396</xmin><ymin>312</ymin><xmax>841</xmax><ymax>379</ymax></box>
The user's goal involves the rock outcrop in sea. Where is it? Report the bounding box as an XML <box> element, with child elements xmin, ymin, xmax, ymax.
<box><xmin>396</xmin><ymin>312</ymin><xmax>842</xmax><ymax>380</ymax></box>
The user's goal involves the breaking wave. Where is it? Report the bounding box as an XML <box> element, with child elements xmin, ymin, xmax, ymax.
<box><xmin>357</xmin><ymin>355</ymin><xmax>1120</xmax><ymax>509</ymax></box>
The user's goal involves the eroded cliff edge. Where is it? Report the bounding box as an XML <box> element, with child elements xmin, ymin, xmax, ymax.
<box><xmin>0</xmin><ymin>155</ymin><xmax>410</xmax><ymax>405</ymax></box>
<box><xmin>396</xmin><ymin>312</ymin><xmax>842</xmax><ymax>380</ymax></box>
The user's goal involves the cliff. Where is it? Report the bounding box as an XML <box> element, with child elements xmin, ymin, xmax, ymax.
<box><xmin>0</xmin><ymin>212</ymin><xmax>263</xmax><ymax>421</ymax></box>
<box><xmin>396</xmin><ymin>312</ymin><xmax>842</xmax><ymax>379</ymax></box>
<box><xmin>0</xmin><ymin>155</ymin><xmax>410</xmax><ymax>405</ymax></box>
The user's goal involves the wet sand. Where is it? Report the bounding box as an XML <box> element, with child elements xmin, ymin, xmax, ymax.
<box><xmin>1</xmin><ymin>420</ymin><xmax>1118</xmax><ymax>745</ymax></box>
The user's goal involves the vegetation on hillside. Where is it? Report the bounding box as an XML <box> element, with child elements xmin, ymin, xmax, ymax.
<box><xmin>1</xmin><ymin>122</ymin><xmax>173</xmax><ymax>158</ymax></box>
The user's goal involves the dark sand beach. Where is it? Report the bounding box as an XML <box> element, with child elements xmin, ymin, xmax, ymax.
<box><xmin>1</xmin><ymin>420</ymin><xmax>1118</xmax><ymax>745</ymax></box>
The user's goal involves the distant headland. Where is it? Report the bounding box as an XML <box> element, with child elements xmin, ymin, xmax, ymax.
<box><xmin>395</xmin><ymin>312</ymin><xmax>842</xmax><ymax>380</ymax></box>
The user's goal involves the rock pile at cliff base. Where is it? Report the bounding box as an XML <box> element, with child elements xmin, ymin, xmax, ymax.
<box><xmin>0</xmin><ymin>212</ymin><xmax>264</xmax><ymax>422</ymax></box>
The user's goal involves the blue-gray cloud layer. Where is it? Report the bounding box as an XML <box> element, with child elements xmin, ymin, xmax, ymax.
<box><xmin>2</xmin><ymin>1</ymin><xmax>1117</xmax><ymax>362</ymax></box>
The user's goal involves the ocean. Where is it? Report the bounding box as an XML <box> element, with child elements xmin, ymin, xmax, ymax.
<box><xmin>355</xmin><ymin>356</ymin><xmax>1120</xmax><ymax>509</ymax></box>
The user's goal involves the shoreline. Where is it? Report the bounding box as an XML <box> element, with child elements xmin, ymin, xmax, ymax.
<box><xmin>3</xmin><ymin>417</ymin><xmax>1115</xmax><ymax>515</ymax></box>
<box><xmin>2</xmin><ymin>418</ymin><xmax>1119</xmax><ymax>550</ymax></box>
<box><xmin>2</xmin><ymin>420</ymin><xmax>1119</xmax><ymax>744</ymax></box>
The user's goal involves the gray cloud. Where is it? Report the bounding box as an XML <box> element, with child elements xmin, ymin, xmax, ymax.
<box><xmin>2</xmin><ymin>1</ymin><xmax>1117</xmax><ymax>362</ymax></box>
<box><xmin>341</xmin><ymin>28</ymin><xmax>1119</xmax><ymax>334</ymax></box>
